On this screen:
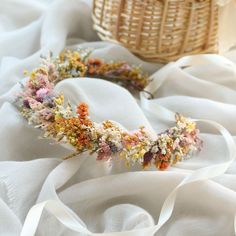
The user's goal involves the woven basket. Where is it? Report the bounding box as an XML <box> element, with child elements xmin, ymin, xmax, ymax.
<box><xmin>92</xmin><ymin>0</ymin><xmax>219</xmax><ymax>63</ymax></box>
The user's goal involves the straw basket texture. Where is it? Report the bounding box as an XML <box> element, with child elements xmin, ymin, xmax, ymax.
<box><xmin>92</xmin><ymin>0</ymin><xmax>219</xmax><ymax>63</ymax></box>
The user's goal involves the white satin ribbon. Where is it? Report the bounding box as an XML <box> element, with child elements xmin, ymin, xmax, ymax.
<box><xmin>140</xmin><ymin>54</ymin><xmax>236</xmax><ymax>235</ymax></box>
<box><xmin>20</xmin><ymin>54</ymin><xmax>236</xmax><ymax>235</ymax></box>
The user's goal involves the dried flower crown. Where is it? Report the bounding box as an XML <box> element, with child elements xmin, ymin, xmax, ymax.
<box><xmin>16</xmin><ymin>50</ymin><xmax>203</xmax><ymax>170</ymax></box>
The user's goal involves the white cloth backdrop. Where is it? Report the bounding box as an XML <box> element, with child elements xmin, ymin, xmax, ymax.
<box><xmin>1</xmin><ymin>0</ymin><xmax>236</xmax><ymax>235</ymax></box>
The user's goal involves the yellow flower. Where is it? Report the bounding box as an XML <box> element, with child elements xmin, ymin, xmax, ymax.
<box><xmin>186</xmin><ymin>122</ymin><xmax>196</xmax><ymax>132</ymax></box>
<box><xmin>125</xmin><ymin>161</ymin><xmax>130</xmax><ymax>168</ymax></box>
<box><xmin>139</xmin><ymin>149</ymin><xmax>146</xmax><ymax>157</ymax></box>
<box><xmin>119</xmin><ymin>152</ymin><xmax>126</xmax><ymax>159</ymax></box>
<box><xmin>54</xmin><ymin>94</ymin><xmax>64</xmax><ymax>105</ymax></box>
<box><xmin>173</xmin><ymin>154</ymin><xmax>181</xmax><ymax>164</ymax></box>
<box><xmin>30</xmin><ymin>71</ymin><xmax>36</xmax><ymax>80</ymax></box>
<box><xmin>23</xmin><ymin>70</ymin><xmax>28</xmax><ymax>76</ymax></box>
<box><xmin>132</xmin><ymin>154</ymin><xmax>139</xmax><ymax>160</ymax></box>
<box><xmin>55</xmin><ymin>113</ymin><xmax>62</xmax><ymax>121</ymax></box>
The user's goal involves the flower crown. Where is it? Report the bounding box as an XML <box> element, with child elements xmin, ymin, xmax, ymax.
<box><xmin>16</xmin><ymin>50</ymin><xmax>203</xmax><ymax>170</ymax></box>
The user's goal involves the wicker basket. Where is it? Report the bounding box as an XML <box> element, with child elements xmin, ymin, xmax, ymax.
<box><xmin>92</xmin><ymin>0</ymin><xmax>219</xmax><ymax>63</ymax></box>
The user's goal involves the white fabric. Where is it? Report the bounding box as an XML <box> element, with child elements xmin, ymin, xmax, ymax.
<box><xmin>1</xmin><ymin>0</ymin><xmax>236</xmax><ymax>235</ymax></box>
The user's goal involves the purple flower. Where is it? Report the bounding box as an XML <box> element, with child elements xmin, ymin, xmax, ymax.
<box><xmin>43</xmin><ymin>95</ymin><xmax>55</xmax><ymax>108</ymax></box>
<box><xmin>23</xmin><ymin>99</ymin><xmax>30</xmax><ymax>108</ymax></box>
<box><xmin>143</xmin><ymin>151</ymin><xmax>154</xmax><ymax>167</ymax></box>
<box><xmin>107</xmin><ymin>141</ymin><xmax>119</xmax><ymax>153</ymax></box>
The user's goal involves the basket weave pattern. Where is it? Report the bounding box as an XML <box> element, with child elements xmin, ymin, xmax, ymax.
<box><xmin>92</xmin><ymin>0</ymin><xmax>219</xmax><ymax>63</ymax></box>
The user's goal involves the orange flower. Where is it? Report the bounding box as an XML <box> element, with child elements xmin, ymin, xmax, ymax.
<box><xmin>159</xmin><ymin>161</ymin><xmax>170</xmax><ymax>170</ymax></box>
<box><xmin>87</xmin><ymin>58</ymin><xmax>103</xmax><ymax>74</ymax></box>
<box><xmin>87</xmin><ymin>58</ymin><xmax>102</xmax><ymax>66</ymax></box>
<box><xmin>77</xmin><ymin>103</ymin><xmax>89</xmax><ymax>117</ymax></box>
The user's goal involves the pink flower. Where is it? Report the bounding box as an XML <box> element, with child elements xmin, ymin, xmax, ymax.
<box><xmin>39</xmin><ymin>108</ymin><xmax>54</xmax><ymax>120</ymax></box>
<box><xmin>173</xmin><ymin>139</ymin><xmax>180</xmax><ymax>149</ymax></box>
<box><xmin>97</xmin><ymin>142</ymin><xmax>112</xmax><ymax>161</ymax></box>
<box><xmin>37</xmin><ymin>74</ymin><xmax>50</xmax><ymax>87</ymax></box>
<box><xmin>120</xmin><ymin>63</ymin><xmax>131</xmax><ymax>71</ymax></box>
<box><xmin>36</xmin><ymin>88</ymin><xmax>49</xmax><ymax>100</ymax></box>
<box><xmin>27</xmin><ymin>98</ymin><xmax>42</xmax><ymax>110</ymax></box>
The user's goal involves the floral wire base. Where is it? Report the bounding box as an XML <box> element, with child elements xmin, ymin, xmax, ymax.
<box><xmin>16</xmin><ymin>50</ymin><xmax>203</xmax><ymax>170</ymax></box>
